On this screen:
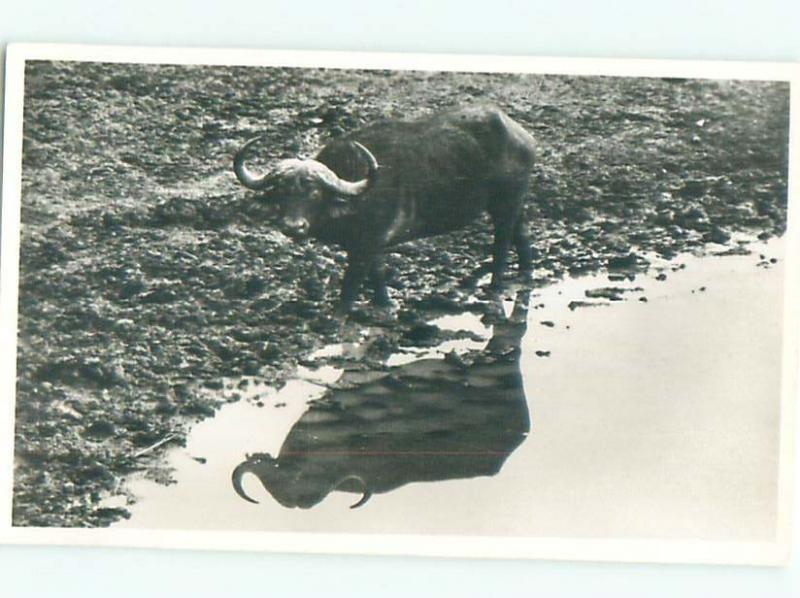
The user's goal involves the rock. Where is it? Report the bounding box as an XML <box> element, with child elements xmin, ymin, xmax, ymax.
<box><xmin>243</xmin><ymin>360</ymin><xmax>261</xmax><ymax>375</ymax></box>
<box><xmin>443</xmin><ymin>351</ymin><xmax>468</xmax><ymax>369</ymax></box>
<box><xmin>704</xmin><ymin>226</ymin><xmax>731</xmax><ymax>244</ymax></box>
<box><xmin>568</xmin><ymin>300</ymin><xmax>607</xmax><ymax>311</ymax></box>
<box><xmin>107</xmin><ymin>365</ymin><xmax>128</xmax><ymax>386</ymax></box>
<box><xmin>118</xmin><ymin>279</ymin><xmax>145</xmax><ymax>299</ymax></box>
<box><xmin>258</xmin><ymin>342</ymin><xmax>281</xmax><ymax>361</ymax></box>
<box><xmin>678</xmin><ymin>179</ymin><xmax>706</xmax><ymax>199</ymax></box>
<box><xmin>585</xmin><ymin>287</ymin><xmax>626</xmax><ymax>301</ymax></box>
<box><xmin>139</xmin><ymin>286</ymin><xmax>178</xmax><ymax>304</ymax></box>
<box><xmin>83</xmin><ymin>420</ymin><xmax>116</xmax><ymax>440</ymax></box>
<box><xmin>607</xmin><ymin>253</ymin><xmax>641</xmax><ymax>270</ymax></box>
<box><xmin>403</xmin><ymin>323</ymin><xmax>440</xmax><ymax>345</ymax></box>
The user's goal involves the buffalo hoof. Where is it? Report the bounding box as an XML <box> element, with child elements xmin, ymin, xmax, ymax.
<box><xmin>332</xmin><ymin>302</ymin><xmax>354</xmax><ymax>320</ymax></box>
<box><xmin>477</xmin><ymin>283</ymin><xmax>503</xmax><ymax>301</ymax></box>
<box><xmin>369</xmin><ymin>299</ymin><xmax>400</xmax><ymax>324</ymax></box>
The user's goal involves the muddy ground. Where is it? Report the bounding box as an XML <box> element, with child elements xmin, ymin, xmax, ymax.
<box><xmin>12</xmin><ymin>61</ymin><xmax>789</xmax><ymax>526</ymax></box>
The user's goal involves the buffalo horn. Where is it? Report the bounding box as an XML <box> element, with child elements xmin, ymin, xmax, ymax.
<box><xmin>335</xmin><ymin>474</ymin><xmax>373</xmax><ymax>509</ymax></box>
<box><xmin>231</xmin><ymin>463</ymin><xmax>260</xmax><ymax>504</ymax></box>
<box><xmin>317</xmin><ymin>141</ymin><xmax>379</xmax><ymax>198</ymax></box>
<box><xmin>233</xmin><ymin>136</ymin><xmax>273</xmax><ymax>190</ymax></box>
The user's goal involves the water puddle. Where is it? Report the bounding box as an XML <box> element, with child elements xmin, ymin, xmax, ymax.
<box><xmin>110</xmin><ymin>237</ymin><xmax>784</xmax><ymax>541</ymax></box>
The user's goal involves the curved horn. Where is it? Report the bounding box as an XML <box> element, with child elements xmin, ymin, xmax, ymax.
<box><xmin>231</xmin><ymin>463</ymin><xmax>259</xmax><ymax>504</ymax></box>
<box><xmin>317</xmin><ymin>141</ymin><xmax>379</xmax><ymax>198</ymax></box>
<box><xmin>233</xmin><ymin>136</ymin><xmax>272</xmax><ymax>190</ymax></box>
<box><xmin>335</xmin><ymin>474</ymin><xmax>373</xmax><ymax>509</ymax></box>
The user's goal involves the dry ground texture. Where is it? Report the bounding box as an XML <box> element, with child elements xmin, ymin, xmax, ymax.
<box><xmin>12</xmin><ymin>61</ymin><xmax>789</xmax><ymax>526</ymax></box>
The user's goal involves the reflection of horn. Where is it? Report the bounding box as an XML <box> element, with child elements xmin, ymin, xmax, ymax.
<box><xmin>231</xmin><ymin>463</ymin><xmax>259</xmax><ymax>504</ymax></box>
<box><xmin>335</xmin><ymin>475</ymin><xmax>373</xmax><ymax>509</ymax></box>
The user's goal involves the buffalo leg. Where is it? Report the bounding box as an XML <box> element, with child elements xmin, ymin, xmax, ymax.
<box><xmin>489</xmin><ymin>214</ymin><xmax>516</xmax><ymax>290</ymax></box>
<box><xmin>368</xmin><ymin>259</ymin><xmax>392</xmax><ymax>307</ymax></box>
<box><xmin>513</xmin><ymin>218</ymin><xmax>533</xmax><ymax>274</ymax></box>
<box><xmin>335</xmin><ymin>254</ymin><xmax>372</xmax><ymax>315</ymax></box>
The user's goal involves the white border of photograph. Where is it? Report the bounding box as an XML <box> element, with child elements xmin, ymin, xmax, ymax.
<box><xmin>1</xmin><ymin>43</ymin><xmax>798</xmax><ymax>566</ymax></box>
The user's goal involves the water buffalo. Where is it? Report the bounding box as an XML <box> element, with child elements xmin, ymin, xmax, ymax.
<box><xmin>233</xmin><ymin>105</ymin><xmax>537</xmax><ymax>315</ymax></box>
<box><xmin>231</xmin><ymin>290</ymin><xmax>531</xmax><ymax>509</ymax></box>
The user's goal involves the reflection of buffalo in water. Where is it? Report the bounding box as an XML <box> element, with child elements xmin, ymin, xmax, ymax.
<box><xmin>232</xmin><ymin>291</ymin><xmax>532</xmax><ymax>509</ymax></box>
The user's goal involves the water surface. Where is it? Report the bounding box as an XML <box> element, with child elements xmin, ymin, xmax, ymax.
<box><xmin>111</xmin><ymin>239</ymin><xmax>784</xmax><ymax>541</ymax></box>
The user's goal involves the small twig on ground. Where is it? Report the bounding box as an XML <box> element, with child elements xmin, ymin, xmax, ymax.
<box><xmin>132</xmin><ymin>433</ymin><xmax>178</xmax><ymax>459</ymax></box>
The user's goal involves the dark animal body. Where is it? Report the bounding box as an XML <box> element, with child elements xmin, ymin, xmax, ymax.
<box><xmin>231</xmin><ymin>291</ymin><xmax>531</xmax><ymax>509</ymax></box>
<box><xmin>233</xmin><ymin>105</ymin><xmax>537</xmax><ymax>314</ymax></box>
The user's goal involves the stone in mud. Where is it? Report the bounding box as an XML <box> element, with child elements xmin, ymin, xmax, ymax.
<box><xmin>78</xmin><ymin>360</ymin><xmax>126</xmax><ymax>388</ymax></box>
<box><xmin>444</xmin><ymin>350</ymin><xmax>469</xmax><ymax>369</ymax></box>
<box><xmin>568</xmin><ymin>300</ymin><xmax>607</xmax><ymax>311</ymax></box>
<box><xmin>107</xmin><ymin>365</ymin><xmax>129</xmax><ymax>386</ymax></box>
<box><xmin>258</xmin><ymin>342</ymin><xmax>282</xmax><ymax>361</ymax></box>
<box><xmin>677</xmin><ymin>179</ymin><xmax>706</xmax><ymax>199</ymax></box>
<box><xmin>585</xmin><ymin>287</ymin><xmax>626</xmax><ymax>301</ymax></box>
<box><xmin>607</xmin><ymin>253</ymin><xmax>643</xmax><ymax>271</ymax></box>
<box><xmin>403</xmin><ymin>323</ymin><xmax>441</xmax><ymax>346</ymax></box>
<box><xmin>665</xmin><ymin>224</ymin><xmax>688</xmax><ymax>239</ymax></box>
<box><xmin>83</xmin><ymin>420</ymin><xmax>116</xmax><ymax>440</ymax></box>
<box><xmin>139</xmin><ymin>286</ymin><xmax>179</xmax><ymax>304</ymax></box>
<box><xmin>675</xmin><ymin>206</ymin><xmax>711</xmax><ymax>231</ymax></box>
<box><xmin>231</xmin><ymin>327</ymin><xmax>263</xmax><ymax>343</ymax></box>
<box><xmin>414</xmin><ymin>295</ymin><xmax>467</xmax><ymax>314</ymax></box>
<box><xmin>243</xmin><ymin>360</ymin><xmax>262</xmax><ymax>376</ymax></box>
<box><xmin>150</xmin><ymin>197</ymin><xmax>200</xmax><ymax>227</ymax></box>
<box><xmin>654</xmin><ymin>208</ymin><xmax>675</xmax><ymax>226</ymax></box>
<box><xmin>118</xmin><ymin>279</ymin><xmax>146</xmax><ymax>300</ymax></box>
<box><xmin>154</xmin><ymin>400</ymin><xmax>177</xmax><ymax>415</ymax></box>
<box><xmin>704</xmin><ymin>226</ymin><xmax>731</xmax><ymax>245</ymax></box>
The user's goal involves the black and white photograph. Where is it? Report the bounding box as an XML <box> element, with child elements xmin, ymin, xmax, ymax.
<box><xmin>0</xmin><ymin>46</ymin><xmax>797</xmax><ymax>564</ymax></box>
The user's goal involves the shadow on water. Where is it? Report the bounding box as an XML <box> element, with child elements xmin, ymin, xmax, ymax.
<box><xmin>231</xmin><ymin>289</ymin><xmax>533</xmax><ymax>509</ymax></box>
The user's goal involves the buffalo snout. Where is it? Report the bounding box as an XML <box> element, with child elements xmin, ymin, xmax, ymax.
<box><xmin>281</xmin><ymin>217</ymin><xmax>310</xmax><ymax>239</ymax></box>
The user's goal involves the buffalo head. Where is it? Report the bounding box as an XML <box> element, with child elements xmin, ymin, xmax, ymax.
<box><xmin>232</xmin><ymin>455</ymin><xmax>372</xmax><ymax>509</ymax></box>
<box><xmin>233</xmin><ymin>137</ymin><xmax>379</xmax><ymax>239</ymax></box>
